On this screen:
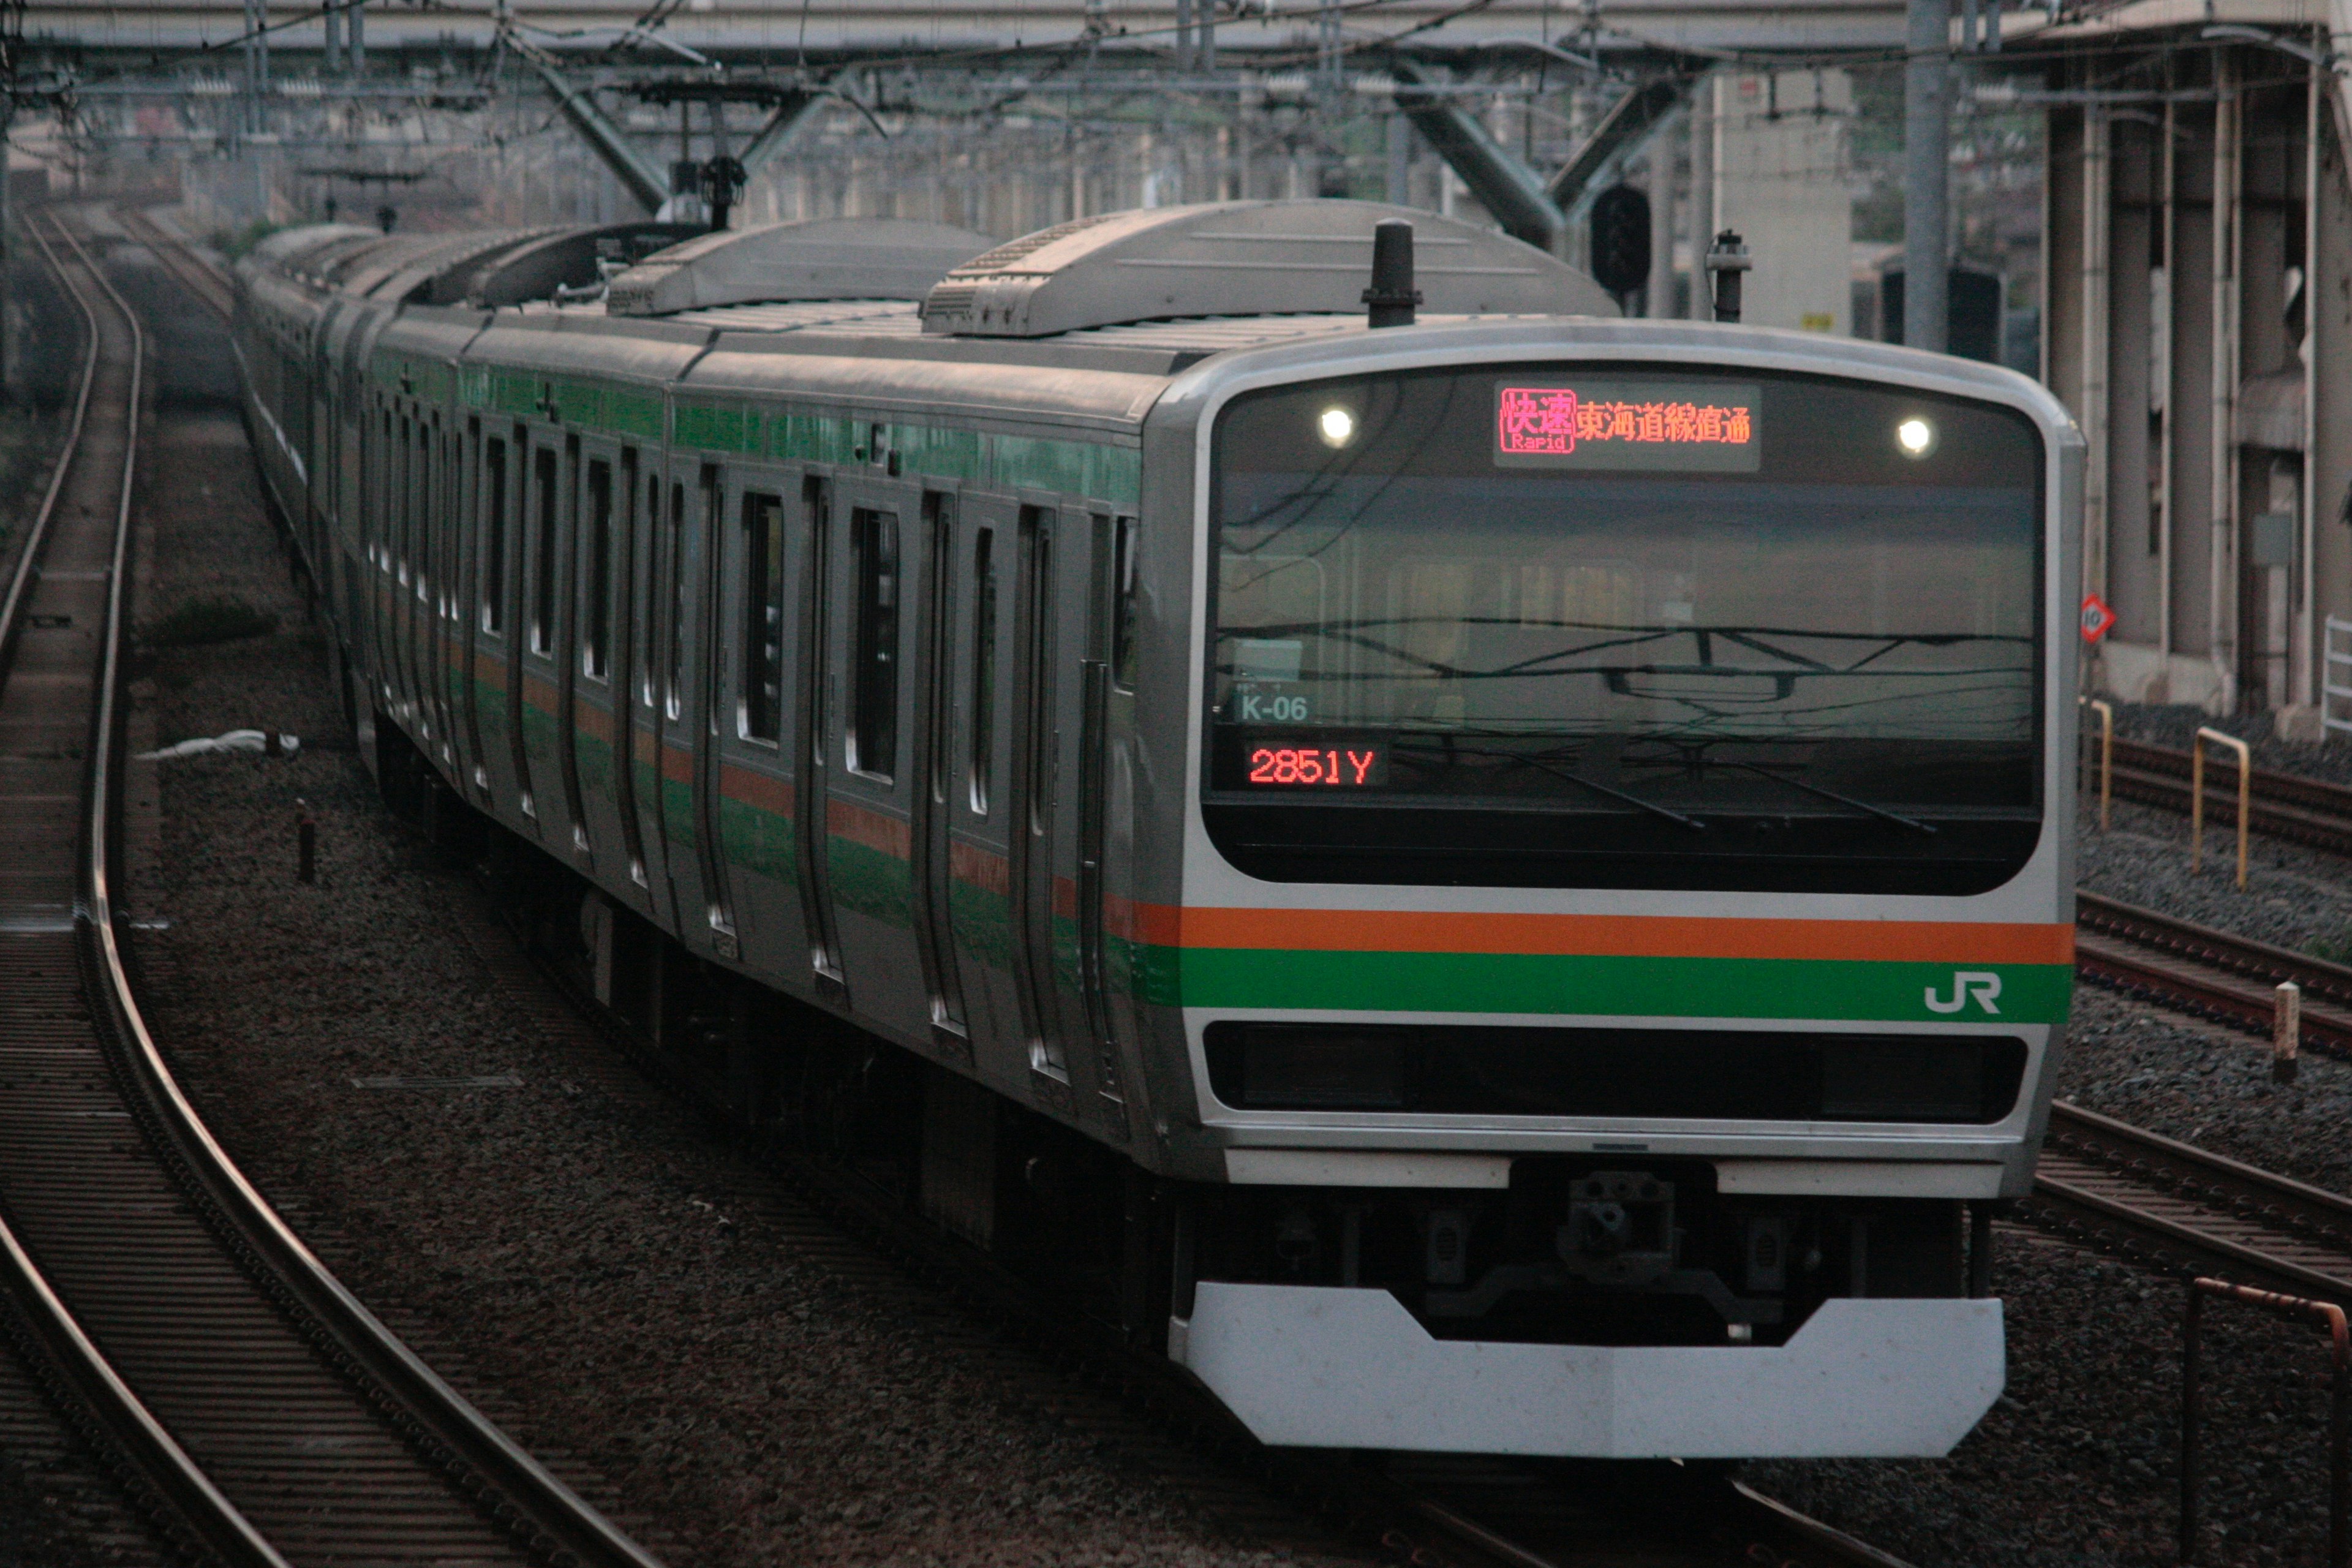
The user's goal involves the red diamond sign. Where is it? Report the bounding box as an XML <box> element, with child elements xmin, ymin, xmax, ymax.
<box><xmin>2081</xmin><ymin>593</ymin><xmax>2117</xmax><ymax>644</ymax></box>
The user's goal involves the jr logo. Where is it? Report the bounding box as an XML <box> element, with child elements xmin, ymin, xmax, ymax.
<box><xmin>1924</xmin><ymin>971</ymin><xmax>2003</xmax><ymax>1015</ymax></box>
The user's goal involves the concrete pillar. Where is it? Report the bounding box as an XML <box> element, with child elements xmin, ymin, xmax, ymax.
<box><xmin>1903</xmin><ymin>0</ymin><xmax>1950</xmax><ymax>353</ymax></box>
<box><xmin>1686</xmin><ymin>76</ymin><xmax>1713</xmax><ymax>321</ymax></box>
<box><xmin>1645</xmin><ymin>119</ymin><xmax>1676</xmax><ymax>318</ymax></box>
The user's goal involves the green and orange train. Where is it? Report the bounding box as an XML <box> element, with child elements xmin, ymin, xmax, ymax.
<box><xmin>234</xmin><ymin>199</ymin><xmax>2081</xmax><ymax>1459</ymax></box>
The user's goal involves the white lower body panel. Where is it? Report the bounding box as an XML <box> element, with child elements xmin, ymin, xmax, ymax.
<box><xmin>1172</xmin><ymin>1283</ymin><xmax>2003</xmax><ymax>1458</ymax></box>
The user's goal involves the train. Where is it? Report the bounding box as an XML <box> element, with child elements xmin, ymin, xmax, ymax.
<box><xmin>228</xmin><ymin>197</ymin><xmax>2081</xmax><ymax>1460</ymax></box>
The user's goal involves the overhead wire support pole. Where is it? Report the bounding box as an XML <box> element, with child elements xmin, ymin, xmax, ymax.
<box><xmin>1387</xmin><ymin>57</ymin><xmax>1565</xmax><ymax>252</ymax></box>
<box><xmin>1904</xmin><ymin>0</ymin><xmax>1951</xmax><ymax>352</ymax></box>
<box><xmin>523</xmin><ymin>55</ymin><xmax>669</xmax><ymax>213</ymax></box>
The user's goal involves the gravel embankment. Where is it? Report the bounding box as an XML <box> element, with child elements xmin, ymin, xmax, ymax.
<box><xmin>122</xmin><ymin>252</ymin><xmax>1357</xmax><ymax>1567</ymax></box>
<box><xmin>2079</xmin><ymin>795</ymin><xmax>2352</xmax><ymax>958</ymax></box>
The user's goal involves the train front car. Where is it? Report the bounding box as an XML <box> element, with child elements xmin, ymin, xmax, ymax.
<box><xmin>1141</xmin><ymin>328</ymin><xmax>2081</xmax><ymax>1459</ymax></box>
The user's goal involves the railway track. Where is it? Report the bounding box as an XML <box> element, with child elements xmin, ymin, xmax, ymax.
<box><xmin>2031</xmin><ymin>1101</ymin><xmax>2352</xmax><ymax>1302</ymax></box>
<box><xmin>2104</xmin><ymin>733</ymin><xmax>2352</xmax><ymax>858</ymax></box>
<box><xmin>116</xmin><ymin>206</ymin><xmax>234</xmax><ymax>317</ymax></box>
<box><xmin>0</xmin><ymin>205</ymin><xmax>663</xmax><ymax>1568</ymax></box>
<box><xmin>2074</xmin><ymin>889</ymin><xmax>2352</xmax><ymax>1056</ymax></box>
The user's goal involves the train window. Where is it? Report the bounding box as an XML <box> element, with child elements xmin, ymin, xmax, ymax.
<box><xmin>584</xmin><ymin>459</ymin><xmax>613</xmax><ymax>680</ymax></box>
<box><xmin>481</xmin><ymin>439</ymin><xmax>507</xmax><ymax>634</ymax></box>
<box><xmin>1110</xmin><ymin>514</ymin><xmax>1140</xmax><ymax>692</ymax></box>
<box><xmin>741</xmin><ymin>491</ymin><xmax>786</xmax><ymax>744</ymax></box>
<box><xmin>848</xmin><ymin>508</ymin><xmax>901</xmax><ymax>782</ymax></box>
<box><xmin>665</xmin><ymin>481</ymin><xmax>686</xmax><ymax>723</ymax></box>
<box><xmin>968</xmin><ymin>528</ymin><xmax>996</xmax><ymax>816</ymax></box>
<box><xmin>531</xmin><ymin>445</ymin><xmax>557</xmax><ymax>655</ymax></box>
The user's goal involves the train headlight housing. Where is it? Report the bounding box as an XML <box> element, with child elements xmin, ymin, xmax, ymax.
<box><xmin>1317</xmin><ymin>406</ymin><xmax>1357</xmax><ymax>448</ymax></box>
<box><xmin>1894</xmin><ymin>417</ymin><xmax>1937</xmax><ymax>458</ymax></box>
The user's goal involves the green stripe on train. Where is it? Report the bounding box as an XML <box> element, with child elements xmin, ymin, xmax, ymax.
<box><xmin>1133</xmin><ymin>948</ymin><xmax>2073</xmax><ymax>1023</ymax></box>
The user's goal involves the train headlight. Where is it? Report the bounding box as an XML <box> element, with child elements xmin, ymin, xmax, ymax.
<box><xmin>1317</xmin><ymin>406</ymin><xmax>1357</xmax><ymax>448</ymax></box>
<box><xmin>1895</xmin><ymin>417</ymin><xmax>1937</xmax><ymax>458</ymax></box>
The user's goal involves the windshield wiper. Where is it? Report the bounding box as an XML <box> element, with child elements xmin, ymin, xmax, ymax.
<box><xmin>1396</xmin><ymin>741</ymin><xmax>1707</xmax><ymax>831</ymax></box>
<box><xmin>1730</xmin><ymin>762</ymin><xmax>1937</xmax><ymax>835</ymax></box>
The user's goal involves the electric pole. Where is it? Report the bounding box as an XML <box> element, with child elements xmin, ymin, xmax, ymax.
<box><xmin>1902</xmin><ymin>0</ymin><xmax>1950</xmax><ymax>353</ymax></box>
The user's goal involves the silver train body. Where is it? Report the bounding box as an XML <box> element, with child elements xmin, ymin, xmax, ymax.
<box><xmin>230</xmin><ymin>202</ymin><xmax>2082</xmax><ymax>1460</ymax></box>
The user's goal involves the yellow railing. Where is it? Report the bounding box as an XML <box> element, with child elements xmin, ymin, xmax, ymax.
<box><xmin>2078</xmin><ymin>696</ymin><xmax>2112</xmax><ymax>831</ymax></box>
<box><xmin>2190</xmin><ymin>726</ymin><xmax>2252</xmax><ymax>889</ymax></box>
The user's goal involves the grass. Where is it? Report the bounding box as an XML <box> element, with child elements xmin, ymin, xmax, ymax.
<box><xmin>146</xmin><ymin>595</ymin><xmax>278</xmax><ymax>648</ymax></box>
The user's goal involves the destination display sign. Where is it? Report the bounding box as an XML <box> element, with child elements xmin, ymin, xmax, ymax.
<box><xmin>1494</xmin><ymin>379</ymin><xmax>1763</xmax><ymax>473</ymax></box>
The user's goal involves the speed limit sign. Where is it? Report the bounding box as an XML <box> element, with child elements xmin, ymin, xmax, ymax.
<box><xmin>2081</xmin><ymin>594</ymin><xmax>2117</xmax><ymax>644</ymax></box>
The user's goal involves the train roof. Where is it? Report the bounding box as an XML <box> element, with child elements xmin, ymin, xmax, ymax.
<box><xmin>919</xmin><ymin>200</ymin><xmax>1616</xmax><ymax>336</ymax></box>
<box><xmin>607</xmin><ymin>218</ymin><xmax>993</xmax><ymax>316</ymax></box>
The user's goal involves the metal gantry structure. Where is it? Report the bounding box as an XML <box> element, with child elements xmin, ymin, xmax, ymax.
<box><xmin>15</xmin><ymin>0</ymin><xmax>2352</xmax><ymax>728</ymax></box>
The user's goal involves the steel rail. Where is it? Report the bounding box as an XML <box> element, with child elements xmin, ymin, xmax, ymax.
<box><xmin>115</xmin><ymin>206</ymin><xmax>235</xmax><ymax>317</ymax></box>
<box><xmin>2106</xmin><ymin>736</ymin><xmax>2352</xmax><ymax>858</ymax></box>
<box><xmin>0</xmin><ymin>207</ymin><xmax>104</xmax><ymax>680</ymax></box>
<box><xmin>2030</xmin><ymin>1099</ymin><xmax>2352</xmax><ymax>1302</ymax></box>
<box><xmin>2074</xmin><ymin>889</ymin><xmax>2352</xmax><ymax>1058</ymax></box>
<box><xmin>61</xmin><ymin>207</ymin><xmax>670</xmax><ymax>1568</ymax></box>
<box><xmin>0</xmin><ymin>206</ymin><xmax>291</xmax><ymax>1568</ymax></box>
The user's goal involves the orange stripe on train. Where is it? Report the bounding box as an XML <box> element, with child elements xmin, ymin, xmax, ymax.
<box><xmin>1126</xmin><ymin>906</ymin><xmax>2075</xmax><ymax>963</ymax></box>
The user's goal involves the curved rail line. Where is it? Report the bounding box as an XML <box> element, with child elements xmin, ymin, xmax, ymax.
<box><xmin>0</xmin><ymin>205</ymin><xmax>665</xmax><ymax>1568</ymax></box>
<box><xmin>116</xmin><ymin>206</ymin><xmax>233</xmax><ymax>318</ymax></box>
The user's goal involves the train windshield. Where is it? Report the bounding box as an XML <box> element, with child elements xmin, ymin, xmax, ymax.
<box><xmin>1204</xmin><ymin>365</ymin><xmax>2047</xmax><ymax>894</ymax></box>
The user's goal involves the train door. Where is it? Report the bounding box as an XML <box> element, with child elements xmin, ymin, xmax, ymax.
<box><xmin>1074</xmin><ymin>510</ymin><xmax>1132</xmax><ymax>1131</ymax></box>
<box><xmin>477</xmin><ymin>424</ymin><xmax>535</xmax><ymax>828</ymax></box>
<box><xmin>570</xmin><ymin>435</ymin><xmax>628</xmax><ymax>876</ymax></box>
<box><xmin>606</xmin><ymin>447</ymin><xmax>652</xmax><ymax>905</ymax></box>
<box><xmin>1008</xmin><ymin>502</ymin><xmax>1072</xmax><ymax>1098</ymax></box>
<box><xmin>657</xmin><ymin>454</ymin><xmax>736</xmax><ymax>959</ymax></box>
<box><xmin>551</xmin><ymin>435</ymin><xmax>595</xmax><ymax>864</ymax></box>
<box><xmin>939</xmin><ymin>496</ymin><xmax>1019</xmax><ymax>1074</ymax></box>
<box><xmin>793</xmin><ymin>473</ymin><xmax>844</xmax><ymax>996</ymax></box>
<box><xmin>427</xmin><ymin>412</ymin><xmax>461</xmax><ymax>771</ymax></box>
<box><xmin>630</xmin><ymin>456</ymin><xmax>680</xmax><ymax>929</ymax></box>
<box><xmin>308</xmin><ymin>312</ymin><xmax>337</xmax><ymax>556</ymax></box>
<box><xmin>714</xmin><ymin>467</ymin><xmax>801</xmax><ymax>967</ymax></box>
<box><xmin>457</xmin><ymin>418</ymin><xmax>491</xmax><ymax>799</ymax></box>
<box><xmin>519</xmin><ymin>425</ymin><xmax>573</xmax><ymax>836</ymax></box>
<box><xmin>821</xmin><ymin>468</ymin><xmax>931</xmax><ymax>1042</ymax></box>
<box><xmin>908</xmin><ymin>488</ymin><xmax>976</xmax><ymax>1061</ymax></box>
<box><xmin>391</xmin><ymin>402</ymin><xmax>421</xmax><ymax>730</ymax></box>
